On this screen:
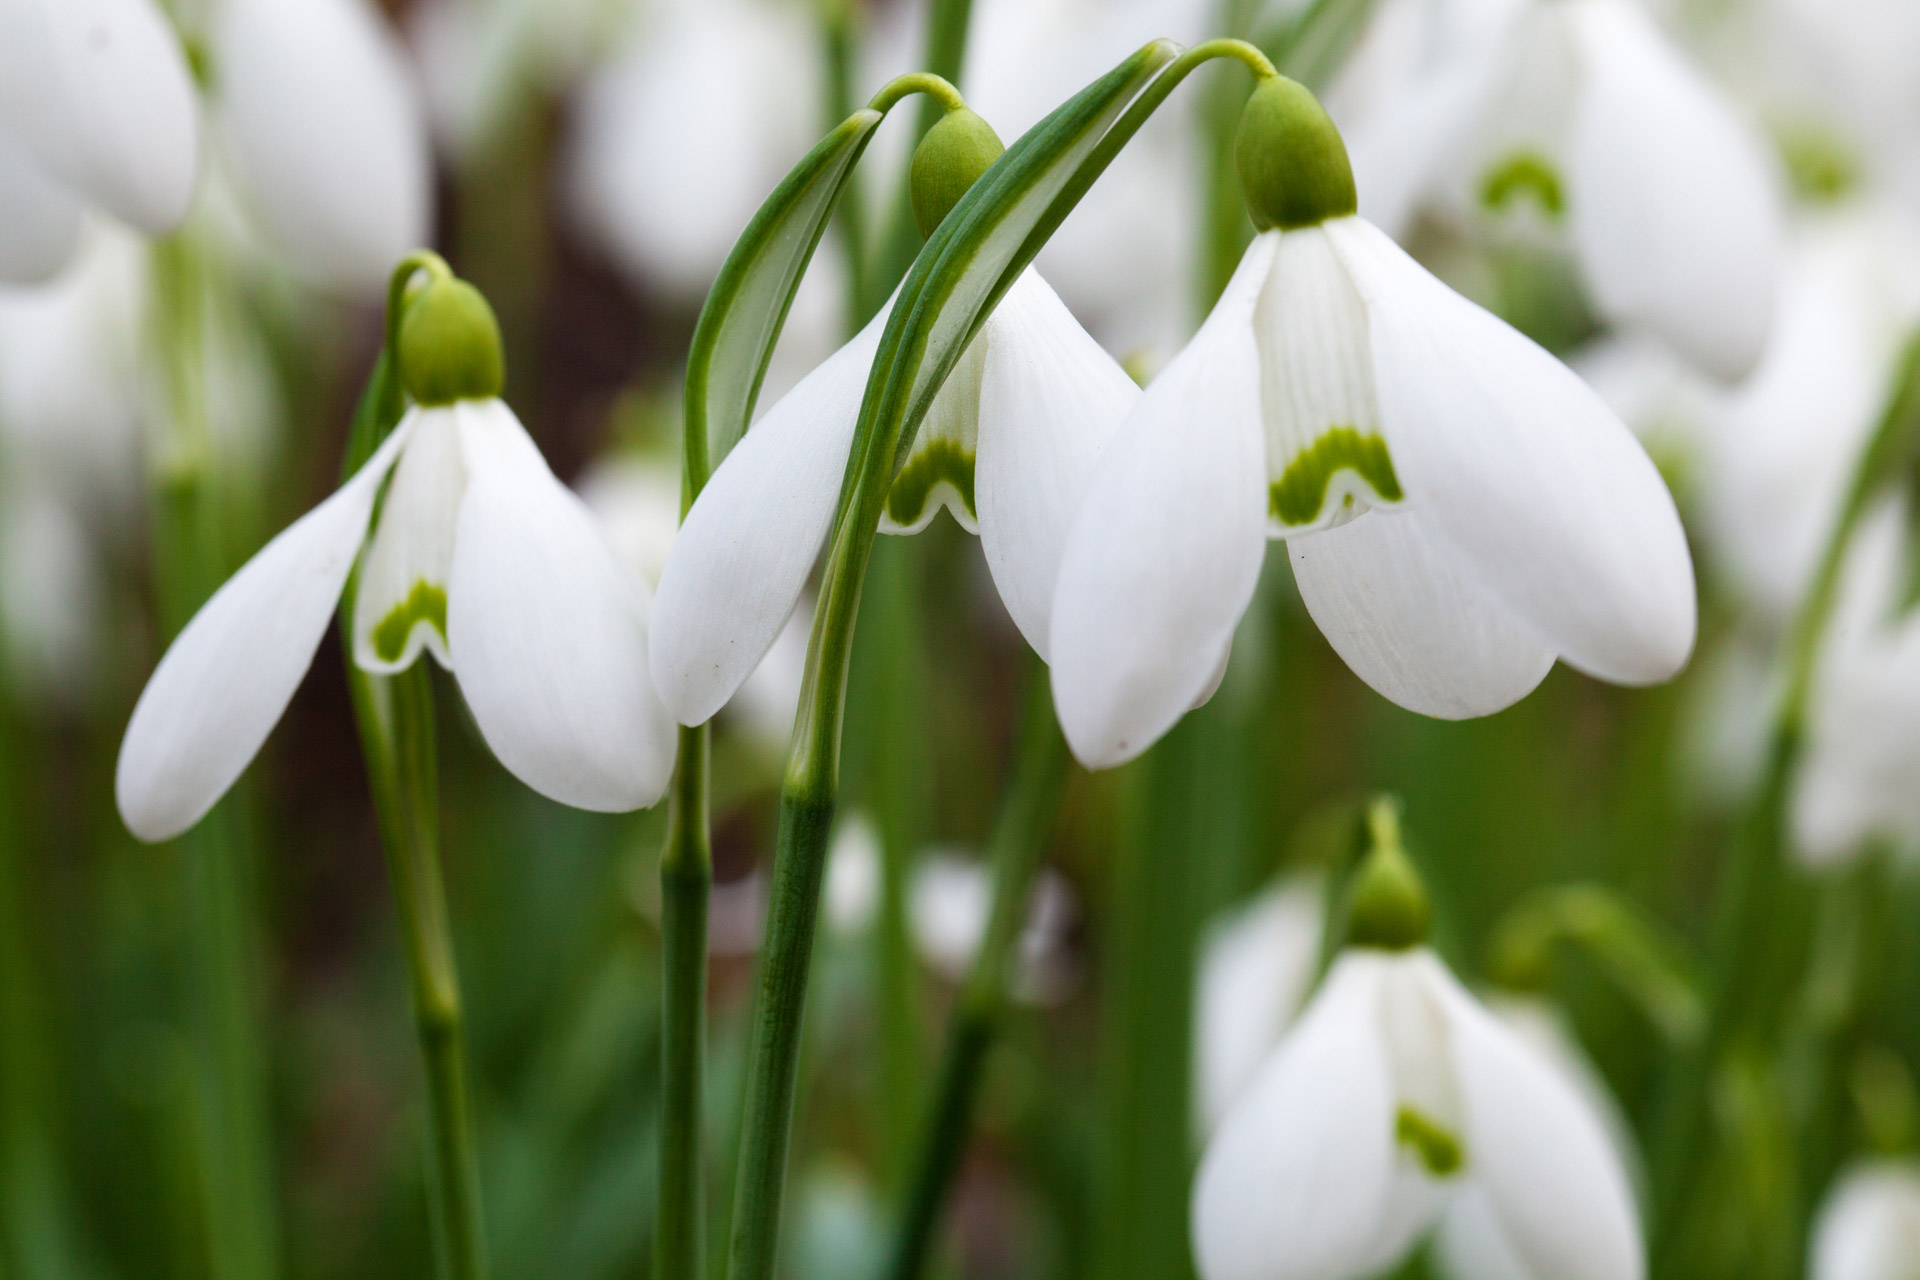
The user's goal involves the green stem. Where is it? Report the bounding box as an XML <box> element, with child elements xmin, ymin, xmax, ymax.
<box><xmin>656</xmin><ymin>722</ymin><xmax>711</xmax><ymax>1280</ymax></box>
<box><xmin>1650</xmin><ymin>333</ymin><xmax>1920</xmax><ymax>1270</ymax></box>
<box><xmin>884</xmin><ymin>664</ymin><xmax>1070</xmax><ymax>1280</ymax></box>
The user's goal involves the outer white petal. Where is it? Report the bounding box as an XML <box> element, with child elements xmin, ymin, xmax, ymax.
<box><xmin>0</xmin><ymin>128</ymin><xmax>81</xmax><ymax>284</ymax></box>
<box><xmin>115</xmin><ymin>422</ymin><xmax>410</xmax><ymax>842</ymax></box>
<box><xmin>1289</xmin><ymin>509</ymin><xmax>1554</xmax><ymax>718</ymax></box>
<box><xmin>352</xmin><ymin>406</ymin><xmax>464</xmax><ymax>673</ymax></box>
<box><xmin>0</xmin><ymin>0</ymin><xmax>199</xmax><ymax>232</ymax></box>
<box><xmin>1195</xmin><ymin>875</ymin><xmax>1325</xmax><ymax>1131</ymax></box>
<box><xmin>1428</xmin><ymin>960</ymin><xmax>1644</xmax><ymax>1280</ymax></box>
<box><xmin>1810</xmin><ymin>1163</ymin><xmax>1920</xmax><ymax>1280</ymax></box>
<box><xmin>1327</xmin><ymin>216</ymin><xmax>1696</xmax><ymax>688</ymax></box>
<box><xmin>213</xmin><ymin>0</ymin><xmax>431</xmax><ymax>296</ymax></box>
<box><xmin>648</xmin><ymin>306</ymin><xmax>883</xmax><ymax>726</ymax></box>
<box><xmin>1049</xmin><ymin>235</ymin><xmax>1272</xmax><ymax>769</ymax></box>
<box><xmin>1191</xmin><ymin>952</ymin><xmax>1398</xmax><ymax>1280</ymax></box>
<box><xmin>446</xmin><ymin>399</ymin><xmax>676</xmax><ymax>812</ymax></box>
<box><xmin>1563</xmin><ymin>0</ymin><xmax>1781</xmax><ymax>382</ymax></box>
<box><xmin>1434</xmin><ymin>1188</ymin><xmax>1542</xmax><ymax>1280</ymax></box>
<box><xmin>975</xmin><ymin>268</ymin><xmax>1139</xmax><ymax>658</ymax></box>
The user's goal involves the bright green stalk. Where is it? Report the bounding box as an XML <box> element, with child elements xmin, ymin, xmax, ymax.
<box><xmin>884</xmin><ymin>663</ymin><xmax>1070</xmax><ymax>1280</ymax></box>
<box><xmin>147</xmin><ymin>231</ymin><xmax>282</xmax><ymax>1280</ymax></box>
<box><xmin>1651</xmin><ymin>333</ymin><xmax>1920</xmax><ymax>1271</ymax></box>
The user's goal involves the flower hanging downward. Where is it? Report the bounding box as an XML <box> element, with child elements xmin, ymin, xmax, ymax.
<box><xmin>1050</xmin><ymin>76</ymin><xmax>1695</xmax><ymax>769</ymax></box>
<box><xmin>117</xmin><ymin>264</ymin><xmax>675</xmax><ymax>842</ymax></box>
<box><xmin>648</xmin><ymin>104</ymin><xmax>1141</xmax><ymax>727</ymax></box>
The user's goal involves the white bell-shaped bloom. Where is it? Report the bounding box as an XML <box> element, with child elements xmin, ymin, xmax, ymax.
<box><xmin>1340</xmin><ymin>0</ymin><xmax>1781</xmax><ymax>381</ymax></box>
<box><xmin>1192</xmin><ymin>946</ymin><xmax>1643</xmax><ymax>1280</ymax></box>
<box><xmin>649</xmin><ymin>266</ymin><xmax>1139</xmax><ymax>726</ymax></box>
<box><xmin>117</xmin><ymin>395</ymin><xmax>676</xmax><ymax>841</ymax></box>
<box><xmin>1810</xmin><ymin>1162</ymin><xmax>1920</xmax><ymax>1280</ymax></box>
<box><xmin>1051</xmin><ymin>217</ymin><xmax>1694</xmax><ymax>768</ymax></box>
<box><xmin>211</xmin><ymin>0</ymin><xmax>432</xmax><ymax>295</ymax></box>
<box><xmin>0</xmin><ymin>0</ymin><xmax>199</xmax><ymax>282</ymax></box>
<box><xmin>1195</xmin><ymin>875</ymin><xmax>1326</xmax><ymax>1132</ymax></box>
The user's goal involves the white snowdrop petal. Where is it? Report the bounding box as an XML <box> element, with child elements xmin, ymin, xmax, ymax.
<box><xmin>115</xmin><ymin>422</ymin><xmax>411</xmax><ymax>843</ymax></box>
<box><xmin>1563</xmin><ymin>0</ymin><xmax>1780</xmax><ymax>382</ymax></box>
<box><xmin>1049</xmin><ymin>235</ymin><xmax>1273</xmax><ymax>770</ymax></box>
<box><xmin>1327</xmin><ymin>216</ymin><xmax>1696</xmax><ymax>687</ymax></box>
<box><xmin>647</xmin><ymin>305</ymin><xmax>885</xmax><ymax>727</ymax></box>
<box><xmin>881</xmin><ymin>329</ymin><xmax>986</xmax><ymax>537</ymax></box>
<box><xmin>352</xmin><ymin>406</ymin><xmax>464</xmax><ymax>674</ymax></box>
<box><xmin>1195</xmin><ymin>876</ymin><xmax>1325</xmax><ymax>1132</ymax></box>
<box><xmin>0</xmin><ymin>129</ymin><xmax>82</xmax><ymax>284</ymax></box>
<box><xmin>0</xmin><ymin>0</ymin><xmax>199</xmax><ymax>233</ymax></box>
<box><xmin>447</xmin><ymin>399</ymin><xmax>676</xmax><ymax>812</ymax></box>
<box><xmin>1289</xmin><ymin>509</ymin><xmax>1555</xmax><ymax>718</ymax></box>
<box><xmin>975</xmin><ymin>268</ymin><xmax>1139</xmax><ymax>658</ymax></box>
<box><xmin>1434</xmin><ymin>1188</ymin><xmax>1544</xmax><ymax>1280</ymax></box>
<box><xmin>213</xmin><ymin>0</ymin><xmax>431</xmax><ymax>296</ymax></box>
<box><xmin>1192</xmin><ymin>953</ymin><xmax>1398</xmax><ymax>1280</ymax></box>
<box><xmin>1428</xmin><ymin>958</ymin><xmax>1644</xmax><ymax>1280</ymax></box>
<box><xmin>1810</xmin><ymin>1165</ymin><xmax>1920</xmax><ymax>1280</ymax></box>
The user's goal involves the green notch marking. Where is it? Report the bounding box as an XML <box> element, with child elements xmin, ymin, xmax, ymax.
<box><xmin>372</xmin><ymin>580</ymin><xmax>448</xmax><ymax>664</ymax></box>
<box><xmin>1480</xmin><ymin>151</ymin><xmax>1566</xmax><ymax>220</ymax></box>
<box><xmin>1396</xmin><ymin>1106</ymin><xmax>1465</xmax><ymax>1177</ymax></box>
<box><xmin>1269</xmin><ymin>427</ymin><xmax>1402</xmax><ymax>526</ymax></box>
<box><xmin>887</xmin><ymin>439</ymin><xmax>977</xmax><ymax>527</ymax></box>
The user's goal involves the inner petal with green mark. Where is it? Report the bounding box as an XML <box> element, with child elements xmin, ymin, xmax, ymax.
<box><xmin>1255</xmin><ymin>225</ymin><xmax>1403</xmax><ymax>534</ymax></box>
<box><xmin>880</xmin><ymin>333</ymin><xmax>986</xmax><ymax>536</ymax></box>
<box><xmin>351</xmin><ymin>408</ymin><xmax>466</xmax><ymax>674</ymax></box>
<box><xmin>1395</xmin><ymin>1105</ymin><xmax>1466</xmax><ymax>1177</ymax></box>
<box><xmin>1480</xmin><ymin>150</ymin><xmax>1566</xmax><ymax>222</ymax></box>
<box><xmin>371</xmin><ymin>579</ymin><xmax>448</xmax><ymax>666</ymax></box>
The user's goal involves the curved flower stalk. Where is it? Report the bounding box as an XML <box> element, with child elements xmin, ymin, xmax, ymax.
<box><xmin>1192</xmin><ymin>821</ymin><xmax>1644</xmax><ymax>1280</ymax></box>
<box><xmin>116</xmin><ymin>258</ymin><xmax>675</xmax><ymax>843</ymax></box>
<box><xmin>649</xmin><ymin>105</ymin><xmax>1143</xmax><ymax>726</ymax></box>
<box><xmin>1810</xmin><ymin>1162</ymin><xmax>1920</xmax><ymax>1280</ymax></box>
<box><xmin>1051</xmin><ymin>75</ymin><xmax>1695</xmax><ymax>769</ymax></box>
<box><xmin>1336</xmin><ymin>0</ymin><xmax>1782</xmax><ymax>381</ymax></box>
<box><xmin>0</xmin><ymin>0</ymin><xmax>200</xmax><ymax>283</ymax></box>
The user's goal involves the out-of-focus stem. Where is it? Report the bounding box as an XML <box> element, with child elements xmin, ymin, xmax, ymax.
<box><xmin>884</xmin><ymin>663</ymin><xmax>1070</xmax><ymax>1280</ymax></box>
<box><xmin>656</xmin><ymin>722</ymin><xmax>711</xmax><ymax>1280</ymax></box>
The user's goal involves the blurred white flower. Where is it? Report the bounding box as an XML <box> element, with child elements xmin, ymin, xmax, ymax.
<box><xmin>1194</xmin><ymin>874</ymin><xmax>1325</xmax><ymax>1132</ymax></box>
<box><xmin>1338</xmin><ymin>0</ymin><xmax>1783</xmax><ymax>381</ymax></box>
<box><xmin>1809</xmin><ymin>1162</ymin><xmax>1920</xmax><ymax>1280</ymax></box>
<box><xmin>0</xmin><ymin>483</ymin><xmax>102</xmax><ymax>706</ymax></box>
<box><xmin>823</xmin><ymin>813</ymin><xmax>882</xmax><ymax>937</ymax></box>
<box><xmin>909</xmin><ymin>848</ymin><xmax>1077</xmax><ymax>1005</ymax></box>
<box><xmin>1192</xmin><ymin>946</ymin><xmax>1642</xmax><ymax>1280</ymax></box>
<box><xmin>650</xmin><ymin>266</ymin><xmax>1139</xmax><ymax>727</ymax></box>
<box><xmin>1050</xmin><ymin>214</ymin><xmax>1694</xmax><ymax>768</ymax></box>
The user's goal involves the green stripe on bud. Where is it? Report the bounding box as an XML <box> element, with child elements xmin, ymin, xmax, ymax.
<box><xmin>398</xmin><ymin>276</ymin><xmax>505</xmax><ymax>407</ymax></box>
<box><xmin>1347</xmin><ymin>798</ymin><xmax>1430</xmax><ymax>951</ymax></box>
<box><xmin>1235</xmin><ymin>76</ymin><xmax>1357</xmax><ymax>232</ymax></box>
<box><xmin>910</xmin><ymin>108</ymin><xmax>1007</xmax><ymax>239</ymax></box>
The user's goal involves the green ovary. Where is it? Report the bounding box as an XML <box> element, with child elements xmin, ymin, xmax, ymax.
<box><xmin>372</xmin><ymin>580</ymin><xmax>448</xmax><ymax>664</ymax></box>
<box><xmin>887</xmin><ymin>439</ymin><xmax>977</xmax><ymax>528</ymax></box>
<box><xmin>1479</xmin><ymin>151</ymin><xmax>1566</xmax><ymax>220</ymax></box>
<box><xmin>1396</xmin><ymin>1106</ymin><xmax>1466</xmax><ymax>1177</ymax></box>
<box><xmin>1269</xmin><ymin>428</ymin><xmax>1402</xmax><ymax>526</ymax></box>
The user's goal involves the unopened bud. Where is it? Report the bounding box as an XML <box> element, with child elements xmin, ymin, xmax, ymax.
<box><xmin>397</xmin><ymin>276</ymin><xmax>504</xmax><ymax>407</ymax></box>
<box><xmin>1347</xmin><ymin>799</ymin><xmax>1430</xmax><ymax>951</ymax></box>
<box><xmin>1235</xmin><ymin>76</ymin><xmax>1357</xmax><ymax>232</ymax></box>
<box><xmin>910</xmin><ymin>107</ymin><xmax>1006</xmax><ymax>239</ymax></box>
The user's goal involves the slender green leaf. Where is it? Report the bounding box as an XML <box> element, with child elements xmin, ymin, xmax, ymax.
<box><xmin>1260</xmin><ymin>0</ymin><xmax>1381</xmax><ymax>90</ymax></box>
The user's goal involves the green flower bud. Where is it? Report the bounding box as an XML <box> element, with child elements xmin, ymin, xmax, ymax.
<box><xmin>911</xmin><ymin>107</ymin><xmax>1006</xmax><ymax>239</ymax></box>
<box><xmin>1346</xmin><ymin>800</ymin><xmax>1430</xmax><ymax>951</ymax></box>
<box><xmin>397</xmin><ymin>277</ymin><xmax>505</xmax><ymax>407</ymax></box>
<box><xmin>1235</xmin><ymin>75</ymin><xmax>1357</xmax><ymax>232</ymax></box>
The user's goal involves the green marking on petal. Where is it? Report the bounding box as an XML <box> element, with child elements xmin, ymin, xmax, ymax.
<box><xmin>1396</xmin><ymin>1106</ymin><xmax>1465</xmax><ymax>1177</ymax></box>
<box><xmin>886</xmin><ymin>438</ymin><xmax>977</xmax><ymax>528</ymax></box>
<box><xmin>1479</xmin><ymin>150</ymin><xmax>1566</xmax><ymax>220</ymax></box>
<box><xmin>1269</xmin><ymin>427</ymin><xmax>1402</xmax><ymax>526</ymax></box>
<box><xmin>372</xmin><ymin>580</ymin><xmax>448</xmax><ymax>665</ymax></box>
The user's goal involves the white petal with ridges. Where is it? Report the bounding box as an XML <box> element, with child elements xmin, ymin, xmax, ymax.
<box><xmin>975</xmin><ymin>268</ymin><xmax>1138</xmax><ymax>658</ymax></box>
<box><xmin>1191</xmin><ymin>952</ymin><xmax>1398</xmax><ymax>1280</ymax></box>
<box><xmin>1563</xmin><ymin>0</ymin><xmax>1780</xmax><ymax>382</ymax></box>
<box><xmin>1289</xmin><ymin>509</ymin><xmax>1555</xmax><ymax>718</ymax></box>
<box><xmin>648</xmin><ymin>306</ymin><xmax>884</xmax><ymax>726</ymax></box>
<box><xmin>1328</xmin><ymin>215</ymin><xmax>1696</xmax><ymax>688</ymax></box>
<box><xmin>115</xmin><ymin>422</ymin><xmax>410</xmax><ymax>842</ymax></box>
<box><xmin>0</xmin><ymin>0</ymin><xmax>199</xmax><ymax>232</ymax></box>
<box><xmin>447</xmin><ymin>399</ymin><xmax>675</xmax><ymax>812</ymax></box>
<box><xmin>1050</xmin><ymin>235</ymin><xmax>1273</xmax><ymax>770</ymax></box>
<box><xmin>213</xmin><ymin>0</ymin><xmax>431</xmax><ymax>296</ymax></box>
<box><xmin>352</xmin><ymin>405</ymin><xmax>464</xmax><ymax>674</ymax></box>
<box><xmin>0</xmin><ymin>128</ymin><xmax>81</xmax><ymax>284</ymax></box>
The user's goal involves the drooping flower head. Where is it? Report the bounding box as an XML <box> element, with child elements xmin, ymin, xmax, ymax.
<box><xmin>1050</xmin><ymin>75</ymin><xmax>1695</xmax><ymax>769</ymax></box>
<box><xmin>117</xmin><ymin>260</ymin><xmax>675</xmax><ymax>841</ymax></box>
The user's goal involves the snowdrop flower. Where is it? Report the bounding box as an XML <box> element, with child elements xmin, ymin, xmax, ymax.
<box><xmin>0</xmin><ymin>0</ymin><xmax>199</xmax><ymax>283</ymax></box>
<box><xmin>910</xmin><ymin>849</ymin><xmax>1078</xmax><ymax>1006</ymax></box>
<box><xmin>1810</xmin><ymin>1162</ymin><xmax>1920</xmax><ymax>1280</ymax></box>
<box><xmin>1195</xmin><ymin>874</ymin><xmax>1326</xmax><ymax>1131</ymax></box>
<box><xmin>1338</xmin><ymin>0</ymin><xmax>1782</xmax><ymax>381</ymax></box>
<box><xmin>649</xmin><ymin>107</ymin><xmax>1141</xmax><ymax>726</ymax></box>
<box><xmin>1051</xmin><ymin>77</ymin><xmax>1694</xmax><ymax>768</ymax></box>
<box><xmin>1192</xmin><ymin>838</ymin><xmax>1642</xmax><ymax>1280</ymax></box>
<box><xmin>116</xmin><ymin>268</ymin><xmax>675</xmax><ymax>842</ymax></box>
